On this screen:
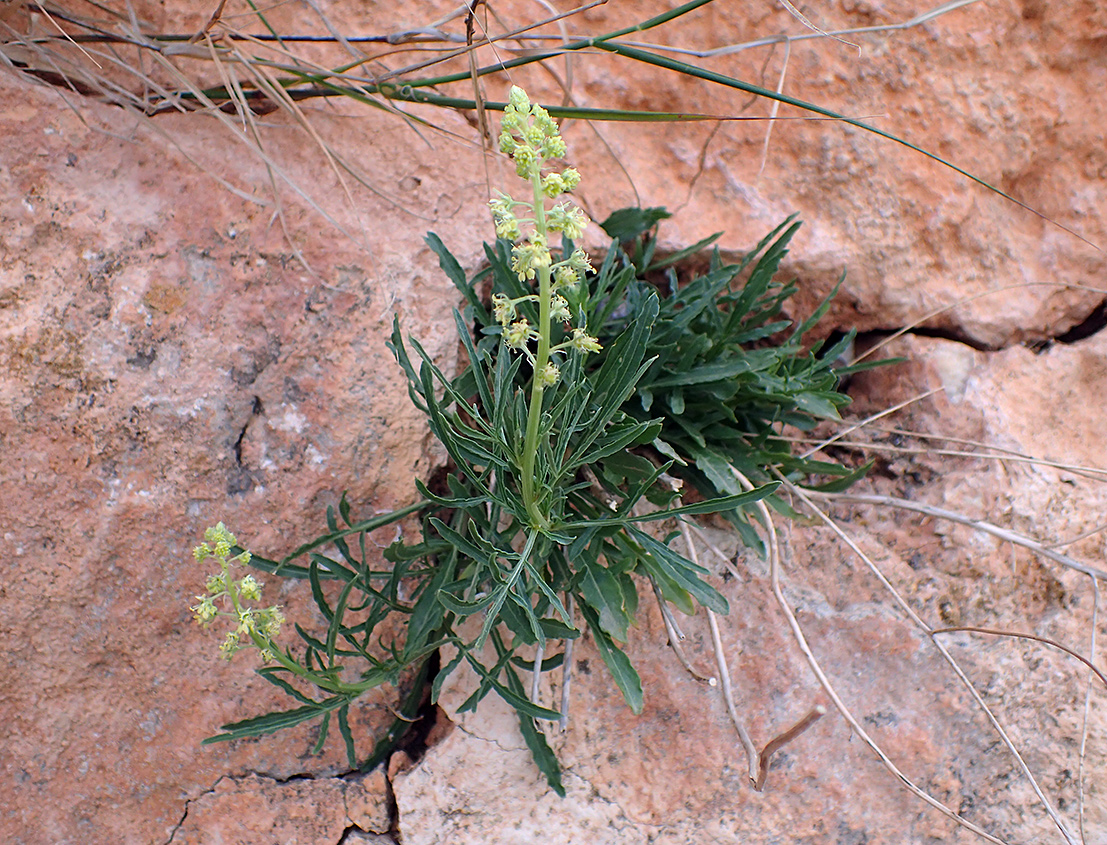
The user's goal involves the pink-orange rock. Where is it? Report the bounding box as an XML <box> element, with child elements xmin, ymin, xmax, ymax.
<box><xmin>2</xmin><ymin>1</ymin><xmax>1106</xmax><ymax>843</ymax></box>
<box><xmin>172</xmin><ymin>770</ymin><xmax>391</xmax><ymax>845</ymax></box>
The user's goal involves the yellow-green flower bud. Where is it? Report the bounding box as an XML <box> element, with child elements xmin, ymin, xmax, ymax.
<box><xmin>550</xmin><ymin>295</ymin><xmax>571</xmax><ymax>323</ymax></box>
<box><xmin>532</xmin><ymin>104</ymin><xmax>554</xmax><ymax>132</ymax></box>
<box><xmin>206</xmin><ymin>522</ymin><xmax>236</xmax><ymax>554</ymax></box>
<box><xmin>523</xmin><ymin>123</ymin><xmax>544</xmax><ymax>148</ymax></box>
<box><xmin>560</xmin><ymin>168</ymin><xmax>581</xmax><ymax>191</ymax></box>
<box><xmin>505</xmin><ymin>319</ymin><xmax>532</xmax><ymax>350</ymax></box>
<box><xmin>492</xmin><ymin>293</ymin><xmax>515</xmax><ymax>327</ymax></box>
<box><xmin>538</xmin><ymin>363</ymin><xmax>560</xmax><ymax>387</ymax></box>
<box><xmin>193</xmin><ymin>543</ymin><xmax>211</xmax><ymax>562</ymax></box>
<box><xmin>508</xmin><ymin>85</ymin><xmax>530</xmax><ymax>110</ymax></box>
<box><xmin>570</xmin><ymin>328</ymin><xmax>602</xmax><ymax>353</ymax></box>
<box><xmin>540</xmin><ymin>135</ymin><xmax>567</xmax><ymax>160</ymax></box>
<box><xmin>513</xmin><ymin>145</ymin><xmax>538</xmax><ymax>179</ymax></box>
<box><xmin>239</xmin><ymin>574</ymin><xmax>262</xmax><ymax>602</ymax></box>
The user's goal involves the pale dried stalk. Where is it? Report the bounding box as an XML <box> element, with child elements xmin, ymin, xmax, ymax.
<box><xmin>1077</xmin><ymin>577</ymin><xmax>1099</xmax><ymax>845</ymax></box>
<box><xmin>559</xmin><ymin>592</ymin><xmax>574</xmax><ymax>731</ymax></box>
<box><xmin>705</xmin><ymin>605</ymin><xmax>759</xmax><ymax>784</ymax></box>
<box><xmin>785</xmin><ymin>478</ymin><xmax>1079</xmax><ymax>844</ymax></box>
<box><xmin>677</xmin><ymin>520</ymin><xmax>757</xmax><ymax>779</ymax></box>
<box><xmin>650</xmin><ymin>576</ymin><xmax>715</xmax><ymax>685</ymax></box>
<box><xmin>530</xmin><ymin>641</ymin><xmax>544</xmax><ymax>708</ymax></box>
<box><xmin>724</xmin><ymin>467</ymin><xmax>1015</xmax><ymax>845</ymax></box>
<box><xmin>810</xmin><ymin>490</ymin><xmax>1107</xmax><ymax>582</ymax></box>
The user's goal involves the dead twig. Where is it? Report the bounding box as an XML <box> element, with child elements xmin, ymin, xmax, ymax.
<box><xmin>811</xmin><ymin>490</ymin><xmax>1107</xmax><ymax>582</ymax></box>
<box><xmin>754</xmin><ymin>703</ymin><xmax>826</xmax><ymax>791</ymax></box>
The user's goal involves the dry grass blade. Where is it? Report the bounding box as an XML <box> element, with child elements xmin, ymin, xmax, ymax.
<box><xmin>783</xmin><ymin>430</ymin><xmax>1107</xmax><ymax>487</ymax></box>
<box><xmin>774</xmin><ymin>0</ymin><xmax>859</xmax><ymax>52</ymax></box>
<box><xmin>930</xmin><ymin>627</ymin><xmax>1107</xmax><ymax>691</ymax></box>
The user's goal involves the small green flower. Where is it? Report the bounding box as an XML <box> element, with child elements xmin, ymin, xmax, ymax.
<box><xmin>553</xmin><ymin>266</ymin><xmax>579</xmax><ymax>291</ymax></box>
<box><xmin>492</xmin><ymin>293</ymin><xmax>515</xmax><ymax>327</ymax></box>
<box><xmin>191</xmin><ymin>596</ymin><xmax>218</xmax><ymax>624</ymax></box>
<box><xmin>547</xmin><ymin>204</ymin><xmax>588</xmax><ymax>239</ymax></box>
<box><xmin>565</xmin><ymin>248</ymin><xmax>594</xmax><ymax>277</ymax></box>
<box><xmin>538</xmin><ymin>363</ymin><xmax>560</xmax><ymax>387</ymax></box>
<box><xmin>259</xmin><ymin>607</ymin><xmax>284</xmax><ymax>639</ymax></box>
<box><xmin>511</xmin><ymin>239</ymin><xmax>551</xmax><ymax>282</ymax></box>
<box><xmin>505</xmin><ymin>319</ymin><xmax>533</xmax><ymax>350</ymax></box>
<box><xmin>489</xmin><ymin>193</ymin><xmax>522</xmax><ymax>240</ymax></box>
<box><xmin>205</xmin><ymin>571</ymin><xmax>227</xmax><ymax>595</ymax></box>
<box><xmin>239</xmin><ymin>574</ymin><xmax>262</xmax><ymax>602</ymax></box>
<box><xmin>550</xmin><ymin>295</ymin><xmax>571</xmax><ymax>323</ymax></box>
<box><xmin>192</xmin><ymin>525</ymin><xmax>283</xmax><ymax>664</ymax></box>
<box><xmin>219</xmin><ymin>632</ymin><xmax>241</xmax><ymax>661</ymax></box>
<box><xmin>569</xmin><ymin>328</ymin><xmax>602</xmax><ymax>353</ymax></box>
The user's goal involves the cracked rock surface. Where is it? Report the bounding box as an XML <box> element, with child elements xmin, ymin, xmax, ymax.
<box><xmin>2</xmin><ymin>1</ymin><xmax>1105</xmax><ymax>843</ymax></box>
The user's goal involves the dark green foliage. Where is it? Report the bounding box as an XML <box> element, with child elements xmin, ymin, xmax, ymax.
<box><xmin>210</xmin><ymin>213</ymin><xmax>867</xmax><ymax>791</ymax></box>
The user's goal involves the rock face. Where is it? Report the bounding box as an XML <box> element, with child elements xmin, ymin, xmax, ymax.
<box><xmin>1</xmin><ymin>1</ymin><xmax>1105</xmax><ymax>844</ymax></box>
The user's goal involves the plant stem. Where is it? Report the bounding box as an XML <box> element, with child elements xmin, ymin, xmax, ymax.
<box><xmin>521</xmin><ymin>171</ymin><xmax>552</xmax><ymax>532</ymax></box>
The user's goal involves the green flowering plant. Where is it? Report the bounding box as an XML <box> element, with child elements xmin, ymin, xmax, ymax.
<box><xmin>192</xmin><ymin>87</ymin><xmax>866</xmax><ymax>793</ymax></box>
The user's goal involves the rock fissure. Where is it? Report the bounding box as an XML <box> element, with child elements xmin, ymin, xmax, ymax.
<box><xmin>848</xmin><ymin>297</ymin><xmax>1107</xmax><ymax>359</ymax></box>
<box><xmin>232</xmin><ymin>395</ymin><xmax>264</xmax><ymax>467</ymax></box>
<box><xmin>1053</xmin><ymin>296</ymin><xmax>1107</xmax><ymax>345</ymax></box>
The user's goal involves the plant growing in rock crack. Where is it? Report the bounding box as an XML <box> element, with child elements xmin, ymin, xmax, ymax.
<box><xmin>191</xmin><ymin>86</ymin><xmax>870</xmax><ymax>793</ymax></box>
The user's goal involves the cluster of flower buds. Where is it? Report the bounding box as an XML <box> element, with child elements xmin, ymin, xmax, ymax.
<box><xmin>191</xmin><ymin>523</ymin><xmax>283</xmax><ymax>662</ymax></box>
<box><xmin>487</xmin><ymin>86</ymin><xmax>602</xmax><ymax>388</ymax></box>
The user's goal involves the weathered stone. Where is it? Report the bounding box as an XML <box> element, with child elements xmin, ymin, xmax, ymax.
<box><xmin>170</xmin><ymin>771</ymin><xmax>391</xmax><ymax>845</ymax></box>
<box><xmin>2</xmin><ymin>1</ymin><xmax>1106</xmax><ymax>843</ymax></box>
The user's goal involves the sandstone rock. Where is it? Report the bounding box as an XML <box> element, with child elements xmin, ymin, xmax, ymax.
<box><xmin>171</xmin><ymin>770</ymin><xmax>391</xmax><ymax>845</ymax></box>
<box><xmin>0</xmin><ymin>46</ymin><xmax>481</xmax><ymax>845</ymax></box>
<box><xmin>2</xmin><ymin>1</ymin><xmax>1105</xmax><ymax>843</ymax></box>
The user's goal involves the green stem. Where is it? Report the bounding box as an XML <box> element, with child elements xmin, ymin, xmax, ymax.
<box><xmin>521</xmin><ymin>171</ymin><xmax>553</xmax><ymax>532</ymax></box>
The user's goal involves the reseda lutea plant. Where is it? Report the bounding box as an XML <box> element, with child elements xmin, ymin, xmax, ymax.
<box><xmin>487</xmin><ymin>85</ymin><xmax>602</xmax><ymax>532</ymax></box>
<box><xmin>190</xmin><ymin>86</ymin><xmax>808</xmax><ymax>794</ymax></box>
